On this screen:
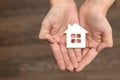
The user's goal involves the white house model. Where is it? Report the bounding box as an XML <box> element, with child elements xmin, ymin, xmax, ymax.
<box><xmin>64</xmin><ymin>23</ymin><xmax>88</xmax><ymax>48</ymax></box>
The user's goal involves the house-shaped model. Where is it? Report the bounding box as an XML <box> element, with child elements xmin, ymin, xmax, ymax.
<box><xmin>64</xmin><ymin>23</ymin><xmax>88</xmax><ymax>48</ymax></box>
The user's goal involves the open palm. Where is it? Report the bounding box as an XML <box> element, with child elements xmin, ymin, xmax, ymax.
<box><xmin>39</xmin><ymin>1</ymin><xmax>82</xmax><ymax>71</ymax></box>
<box><xmin>76</xmin><ymin>3</ymin><xmax>113</xmax><ymax>71</ymax></box>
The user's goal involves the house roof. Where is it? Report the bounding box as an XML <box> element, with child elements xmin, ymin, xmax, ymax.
<box><xmin>64</xmin><ymin>23</ymin><xmax>88</xmax><ymax>33</ymax></box>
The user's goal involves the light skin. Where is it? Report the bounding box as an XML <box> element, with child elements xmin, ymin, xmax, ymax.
<box><xmin>76</xmin><ymin>0</ymin><xmax>115</xmax><ymax>71</ymax></box>
<box><xmin>39</xmin><ymin>0</ymin><xmax>115</xmax><ymax>72</ymax></box>
<box><xmin>39</xmin><ymin>0</ymin><xmax>80</xmax><ymax>71</ymax></box>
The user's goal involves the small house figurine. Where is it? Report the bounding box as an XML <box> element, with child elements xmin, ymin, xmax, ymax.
<box><xmin>64</xmin><ymin>23</ymin><xmax>88</xmax><ymax>48</ymax></box>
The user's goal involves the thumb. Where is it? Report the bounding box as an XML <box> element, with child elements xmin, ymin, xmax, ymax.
<box><xmin>97</xmin><ymin>20</ymin><xmax>113</xmax><ymax>52</ymax></box>
<box><xmin>39</xmin><ymin>21</ymin><xmax>55</xmax><ymax>43</ymax></box>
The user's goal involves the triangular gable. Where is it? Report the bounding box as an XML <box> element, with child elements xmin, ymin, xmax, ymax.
<box><xmin>64</xmin><ymin>23</ymin><xmax>88</xmax><ymax>33</ymax></box>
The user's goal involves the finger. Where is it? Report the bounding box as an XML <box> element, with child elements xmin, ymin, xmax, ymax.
<box><xmin>97</xmin><ymin>32</ymin><xmax>113</xmax><ymax>51</ymax></box>
<box><xmin>39</xmin><ymin>21</ymin><xmax>55</xmax><ymax>43</ymax></box>
<box><xmin>97</xmin><ymin>19</ymin><xmax>113</xmax><ymax>51</ymax></box>
<box><xmin>50</xmin><ymin>43</ymin><xmax>65</xmax><ymax>70</ymax></box>
<box><xmin>76</xmin><ymin>48</ymin><xmax>99</xmax><ymax>72</ymax></box>
<box><xmin>97</xmin><ymin>42</ymin><xmax>107</xmax><ymax>52</ymax></box>
<box><xmin>87</xmin><ymin>35</ymin><xmax>97</xmax><ymax>48</ymax></box>
<box><xmin>81</xmin><ymin>39</ymin><xmax>89</xmax><ymax>58</ymax></box>
<box><xmin>60</xmin><ymin>44</ymin><xmax>74</xmax><ymax>72</ymax></box>
<box><xmin>81</xmin><ymin>48</ymin><xmax>89</xmax><ymax>57</ymax></box>
<box><xmin>68</xmin><ymin>49</ymin><xmax>79</xmax><ymax>69</ymax></box>
<box><xmin>74</xmin><ymin>48</ymin><xmax>82</xmax><ymax>62</ymax></box>
<box><xmin>103</xmin><ymin>18</ymin><xmax>113</xmax><ymax>47</ymax></box>
<box><xmin>40</xmin><ymin>34</ymin><xmax>55</xmax><ymax>43</ymax></box>
<box><xmin>59</xmin><ymin>35</ymin><xmax>74</xmax><ymax>71</ymax></box>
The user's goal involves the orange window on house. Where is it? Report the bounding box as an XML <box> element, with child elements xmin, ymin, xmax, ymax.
<box><xmin>71</xmin><ymin>34</ymin><xmax>81</xmax><ymax>43</ymax></box>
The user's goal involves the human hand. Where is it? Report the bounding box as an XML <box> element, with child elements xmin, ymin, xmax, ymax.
<box><xmin>75</xmin><ymin>0</ymin><xmax>115</xmax><ymax>71</ymax></box>
<box><xmin>39</xmin><ymin>0</ymin><xmax>81</xmax><ymax>71</ymax></box>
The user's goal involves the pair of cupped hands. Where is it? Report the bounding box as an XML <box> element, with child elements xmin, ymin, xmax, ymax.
<box><xmin>39</xmin><ymin>0</ymin><xmax>113</xmax><ymax>72</ymax></box>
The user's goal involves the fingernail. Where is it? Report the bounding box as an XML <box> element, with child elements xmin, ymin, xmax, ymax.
<box><xmin>59</xmin><ymin>65</ymin><xmax>65</xmax><ymax>71</ymax></box>
<box><xmin>67</xmin><ymin>66</ymin><xmax>74</xmax><ymax>72</ymax></box>
<box><xmin>75</xmin><ymin>68</ymin><xmax>81</xmax><ymax>72</ymax></box>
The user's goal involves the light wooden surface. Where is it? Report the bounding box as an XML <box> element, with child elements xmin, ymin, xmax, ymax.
<box><xmin>0</xmin><ymin>0</ymin><xmax>120</xmax><ymax>80</ymax></box>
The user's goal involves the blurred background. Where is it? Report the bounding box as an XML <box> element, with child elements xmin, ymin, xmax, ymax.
<box><xmin>0</xmin><ymin>0</ymin><xmax>120</xmax><ymax>80</ymax></box>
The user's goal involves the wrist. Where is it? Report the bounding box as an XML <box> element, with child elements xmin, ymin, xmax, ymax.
<box><xmin>84</xmin><ymin>0</ymin><xmax>115</xmax><ymax>14</ymax></box>
<box><xmin>50</xmin><ymin>0</ymin><xmax>74</xmax><ymax>7</ymax></box>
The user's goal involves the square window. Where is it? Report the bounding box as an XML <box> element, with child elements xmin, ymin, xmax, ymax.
<box><xmin>71</xmin><ymin>34</ymin><xmax>75</xmax><ymax>38</ymax></box>
<box><xmin>77</xmin><ymin>39</ymin><xmax>81</xmax><ymax>43</ymax></box>
<box><xmin>71</xmin><ymin>39</ymin><xmax>75</xmax><ymax>43</ymax></box>
<box><xmin>77</xmin><ymin>34</ymin><xmax>81</xmax><ymax>38</ymax></box>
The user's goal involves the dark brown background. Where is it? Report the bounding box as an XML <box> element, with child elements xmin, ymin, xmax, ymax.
<box><xmin>0</xmin><ymin>0</ymin><xmax>120</xmax><ymax>80</ymax></box>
